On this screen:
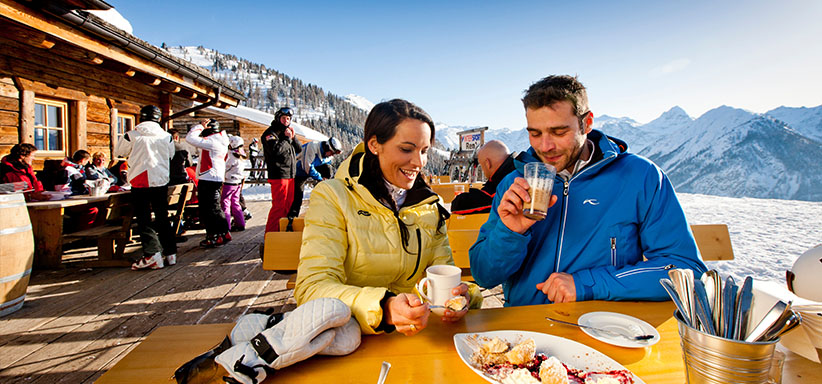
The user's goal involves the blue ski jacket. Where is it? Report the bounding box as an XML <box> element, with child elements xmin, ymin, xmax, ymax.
<box><xmin>469</xmin><ymin>129</ymin><xmax>707</xmax><ymax>306</ymax></box>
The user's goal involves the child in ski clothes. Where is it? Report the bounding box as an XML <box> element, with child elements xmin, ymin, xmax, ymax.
<box><xmin>222</xmin><ymin>135</ymin><xmax>247</xmax><ymax>231</ymax></box>
<box><xmin>186</xmin><ymin>119</ymin><xmax>231</xmax><ymax>247</ymax></box>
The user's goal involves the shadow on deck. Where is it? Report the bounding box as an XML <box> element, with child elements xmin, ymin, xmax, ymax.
<box><xmin>0</xmin><ymin>200</ymin><xmax>295</xmax><ymax>383</ymax></box>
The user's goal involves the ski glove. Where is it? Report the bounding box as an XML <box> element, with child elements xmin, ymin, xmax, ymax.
<box><xmin>216</xmin><ymin>298</ymin><xmax>352</xmax><ymax>384</ymax></box>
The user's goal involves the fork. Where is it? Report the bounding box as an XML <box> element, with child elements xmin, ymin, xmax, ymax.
<box><xmin>545</xmin><ymin>317</ymin><xmax>655</xmax><ymax>341</ymax></box>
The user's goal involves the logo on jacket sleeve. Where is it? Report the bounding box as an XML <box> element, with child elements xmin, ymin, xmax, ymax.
<box><xmin>583</xmin><ymin>199</ymin><xmax>599</xmax><ymax>206</ymax></box>
<box><xmin>357</xmin><ymin>210</ymin><xmax>371</xmax><ymax>216</ymax></box>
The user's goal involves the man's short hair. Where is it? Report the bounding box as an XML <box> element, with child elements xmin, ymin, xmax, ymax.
<box><xmin>92</xmin><ymin>151</ymin><xmax>107</xmax><ymax>161</ymax></box>
<box><xmin>72</xmin><ymin>150</ymin><xmax>91</xmax><ymax>163</ymax></box>
<box><xmin>522</xmin><ymin>75</ymin><xmax>589</xmax><ymax>117</ymax></box>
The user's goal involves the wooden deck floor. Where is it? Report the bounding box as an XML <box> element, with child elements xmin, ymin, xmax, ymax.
<box><xmin>1</xmin><ymin>199</ymin><xmax>504</xmax><ymax>383</ymax></box>
<box><xmin>0</xmin><ymin>200</ymin><xmax>295</xmax><ymax>383</ymax></box>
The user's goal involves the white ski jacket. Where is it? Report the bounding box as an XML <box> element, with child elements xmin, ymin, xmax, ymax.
<box><xmin>114</xmin><ymin>121</ymin><xmax>174</xmax><ymax>188</ymax></box>
<box><xmin>185</xmin><ymin>124</ymin><xmax>229</xmax><ymax>183</ymax></box>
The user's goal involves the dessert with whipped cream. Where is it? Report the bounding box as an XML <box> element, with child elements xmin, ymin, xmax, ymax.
<box><xmin>468</xmin><ymin>335</ymin><xmax>634</xmax><ymax>384</ymax></box>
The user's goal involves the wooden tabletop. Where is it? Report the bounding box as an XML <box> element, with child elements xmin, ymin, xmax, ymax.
<box><xmin>97</xmin><ymin>301</ymin><xmax>819</xmax><ymax>383</ymax></box>
<box><xmin>25</xmin><ymin>198</ymin><xmax>89</xmax><ymax>210</ymax></box>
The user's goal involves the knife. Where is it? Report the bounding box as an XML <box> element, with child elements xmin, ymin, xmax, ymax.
<box><xmin>693</xmin><ymin>279</ymin><xmax>717</xmax><ymax>336</ymax></box>
<box><xmin>723</xmin><ymin>276</ymin><xmax>737</xmax><ymax>339</ymax></box>
<box><xmin>660</xmin><ymin>278</ymin><xmax>692</xmax><ymax>328</ymax></box>
<box><xmin>733</xmin><ymin>277</ymin><xmax>754</xmax><ymax>340</ymax></box>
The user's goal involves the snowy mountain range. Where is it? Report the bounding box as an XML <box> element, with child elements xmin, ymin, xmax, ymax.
<box><xmin>435</xmin><ymin>105</ymin><xmax>822</xmax><ymax>201</ymax></box>
<box><xmin>163</xmin><ymin>45</ymin><xmax>821</xmax><ymax>201</ymax></box>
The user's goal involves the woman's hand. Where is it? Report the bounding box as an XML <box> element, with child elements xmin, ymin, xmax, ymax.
<box><xmin>440</xmin><ymin>283</ymin><xmax>470</xmax><ymax>323</ymax></box>
<box><xmin>385</xmin><ymin>293</ymin><xmax>430</xmax><ymax>336</ymax></box>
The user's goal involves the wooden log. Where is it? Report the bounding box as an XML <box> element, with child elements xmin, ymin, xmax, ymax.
<box><xmin>12</xmin><ymin>77</ymin><xmax>34</xmax><ymax>144</ymax></box>
<box><xmin>0</xmin><ymin>111</ymin><xmax>17</xmax><ymax>127</ymax></box>
<box><xmin>0</xmin><ymin>79</ymin><xmax>19</xmax><ymax>98</ymax></box>
<box><xmin>86</xmin><ymin>99</ymin><xmax>111</xmax><ymax>124</ymax></box>
<box><xmin>0</xmin><ymin>95</ymin><xmax>17</xmax><ymax>111</ymax></box>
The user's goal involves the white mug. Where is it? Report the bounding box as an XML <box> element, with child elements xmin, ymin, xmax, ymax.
<box><xmin>416</xmin><ymin>265</ymin><xmax>461</xmax><ymax>307</ymax></box>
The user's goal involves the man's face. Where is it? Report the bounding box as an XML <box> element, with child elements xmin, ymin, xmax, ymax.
<box><xmin>279</xmin><ymin>115</ymin><xmax>291</xmax><ymax>126</ymax></box>
<box><xmin>525</xmin><ymin>101</ymin><xmax>590</xmax><ymax>173</ymax></box>
<box><xmin>94</xmin><ymin>156</ymin><xmax>106</xmax><ymax>167</ymax></box>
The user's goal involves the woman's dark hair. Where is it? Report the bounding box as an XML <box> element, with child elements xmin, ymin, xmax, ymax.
<box><xmin>10</xmin><ymin>143</ymin><xmax>37</xmax><ymax>160</ymax></box>
<box><xmin>358</xmin><ymin>99</ymin><xmax>447</xmax><ymax>253</ymax></box>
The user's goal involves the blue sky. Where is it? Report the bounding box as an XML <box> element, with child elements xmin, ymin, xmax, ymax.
<box><xmin>109</xmin><ymin>0</ymin><xmax>821</xmax><ymax>130</ymax></box>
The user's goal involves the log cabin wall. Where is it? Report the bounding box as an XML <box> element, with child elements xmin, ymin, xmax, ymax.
<box><xmin>0</xmin><ymin>6</ymin><xmax>240</xmax><ymax>170</ymax></box>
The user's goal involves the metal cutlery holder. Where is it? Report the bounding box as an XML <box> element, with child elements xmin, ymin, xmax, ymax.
<box><xmin>675</xmin><ymin>310</ymin><xmax>778</xmax><ymax>384</ymax></box>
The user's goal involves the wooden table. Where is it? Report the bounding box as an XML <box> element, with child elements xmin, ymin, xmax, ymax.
<box><xmin>26</xmin><ymin>198</ymin><xmax>90</xmax><ymax>268</ymax></box>
<box><xmin>95</xmin><ymin>300</ymin><xmax>822</xmax><ymax>383</ymax></box>
<box><xmin>26</xmin><ymin>191</ymin><xmax>129</xmax><ymax>268</ymax></box>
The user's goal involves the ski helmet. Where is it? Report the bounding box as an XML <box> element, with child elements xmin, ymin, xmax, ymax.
<box><xmin>786</xmin><ymin>245</ymin><xmax>822</xmax><ymax>301</ymax></box>
<box><xmin>322</xmin><ymin>137</ymin><xmax>342</xmax><ymax>155</ymax></box>
<box><xmin>274</xmin><ymin>107</ymin><xmax>294</xmax><ymax>121</ymax></box>
<box><xmin>139</xmin><ymin>105</ymin><xmax>162</xmax><ymax>123</ymax></box>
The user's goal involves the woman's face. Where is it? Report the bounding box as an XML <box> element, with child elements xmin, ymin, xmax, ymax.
<box><xmin>22</xmin><ymin>152</ymin><xmax>36</xmax><ymax>166</ymax></box>
<box><xmin>368</xmin><ymin>118</ymin><xmax>431</xmax><ymax>190</ymax></box>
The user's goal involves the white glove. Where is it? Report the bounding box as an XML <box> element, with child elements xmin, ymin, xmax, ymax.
<box><xmin>320</xmin><ymin>317</ymin><xmax>361</xmax><ymax>356</ymax></box>
<box><xmin>229</xmin><ymin>313</ymin><xmax>270</xmax><ymax>344</ymax></box>
<box><xmin>216</xmin><ymin>298</ymin><xmax>351</xmax><ymax>382</ymax></box>
<box><xmin>214</xmin><ymin>342</ymin><xmax>268</xmax><ymax>384</ymax></box>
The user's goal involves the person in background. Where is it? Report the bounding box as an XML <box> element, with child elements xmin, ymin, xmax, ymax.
<box><xmin>248</xmin><ymin>137</ymin><xmax>262</xmax><ymax>180</ymax></box>
<box><xmin>115</xmin><ymin>105</ymin><xmax>177</xmax><ymax>270</ymax></box>
<box><xmin>0</xmin><ymin>143</ymin><xmax>48</xmax><ymax>201</ymax></box>
<box><xmin>186</xmin><ymin>118</ymin><xmax>231</xmax><ymax>247</ymax></box>
<box><xmin>450</xmin><ymin>140</ymin><xmax>517</xmax><ymax>215</ymax></box>
<box><xmin>108</xmin><ymin>159</ymin><xmax>129</xmax><ymax>188</ymax></box>
<box><xmin>167</xmin><ymin>129</ymin><xmax>191</xmax><ymax>186</ymax></box>
<box><xmin>261</xmin><ymin>107</ymin><xmax>301</xmax><ymax>232</ymax></box>
<box><xmin>469</xmin><ymin>75</ymin><xmax>707</xmax><ymax>306</ymax></box>
<box><xmin>295</xmin><ymin>99</ymin><xmax>482</xmax><ymax>336</ymax></box>
<box><xmin>65</xmin><ymin>150</ymin><xmax>91</xmax><ymax>195</ymax></box>
<box><xmin>287</xmin><ymin>137</ymin><xmax>343</xmax><ymax>217</ymax></box>
<box><xmin>222</xmin><ymin>135</ymin><xmax>247</xmax><ymax>232</ymax></box>
<box><xmin>85</xmin><ymin>151</ymin><xmax>118</xmax><ymax>189</ymax></box>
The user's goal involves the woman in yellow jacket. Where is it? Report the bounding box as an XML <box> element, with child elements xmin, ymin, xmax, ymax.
<box><xmin>295</xmin><ymin>99</ymin><xmax>482</xmax><ymax>336</ymax></box>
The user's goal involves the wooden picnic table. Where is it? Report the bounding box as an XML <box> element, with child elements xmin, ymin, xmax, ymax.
<box><xmin>26</xmin><ymin>198</ymin><xmax>93</xmax><ymax>268</ymax></box>
<box><xmin>95</xmin><ymin>300</ymin><xmax>821</xmax><ymax>383</ymax></box>
<box><xmin>26</xmin><ymin>191</ymin><xmax>130</xmax><ymax>268</ymax></box>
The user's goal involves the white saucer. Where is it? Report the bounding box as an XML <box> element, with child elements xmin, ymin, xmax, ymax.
<box><xmin>577</xmin><ymin>311</ymin><xmax>660</xmax><ymax>348</ymax></box>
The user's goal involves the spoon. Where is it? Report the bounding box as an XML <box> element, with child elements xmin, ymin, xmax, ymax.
<box><xmin>745</xmin><ymin>300</ymin><xmax>789</xmax><ymax>342</ymax></box>
<box><xmin>545</xmin><ymin>316</ymin><xmax>655</xmax><ymax>341</ymax></box>
<box><xmin>376</xmin><ymin>361</ymin><xmax>391</xmax><ymax>384</ymax></box>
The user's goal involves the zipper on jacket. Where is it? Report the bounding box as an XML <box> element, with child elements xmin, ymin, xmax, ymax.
<box><xmin>407</xmin><ymin>228</ymin><xmax>422</xmax><ymax>280</ymax></box>
<box><xmin>554</xmin><ymin>151</ymin><xmax>617</xmax><ymax>274</ymax></box>
<box><xmin>615</xmin><ymin>264</ymin><xmax>676</xmax><ymax>279</ymax></box>
<box><xmin>610</xmin><ymin>237</ymin><xmax>617</xmax><ymax>266</ymax></box>
<box><xmin>555</xmin><ymin>179</ymin><xmax>570</xmax><ymax>273</ymax></box>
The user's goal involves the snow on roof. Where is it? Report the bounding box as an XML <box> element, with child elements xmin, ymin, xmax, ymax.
<box><xmin>207</xmin><ymin>105</ymin><xmax>328</xmax><ymax>141</ymax></box>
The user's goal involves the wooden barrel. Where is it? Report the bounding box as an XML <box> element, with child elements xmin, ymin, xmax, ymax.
<box><xmin>0</xmin><ymin>193</ymin><xmax>34</xmax><ymax>317</ymax></box>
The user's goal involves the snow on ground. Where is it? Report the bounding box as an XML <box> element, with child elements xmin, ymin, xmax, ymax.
<box><xmin>678</xmin><ymin>193</ymin><xmax>822</xmax><ymax>285</ymax></box>
<box><xmin>244</xmin><ymin>185</ymin><xmax>822</xmax><ymax>286</ymax></box>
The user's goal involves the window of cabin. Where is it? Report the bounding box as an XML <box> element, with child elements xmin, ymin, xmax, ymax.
<box><xmin>117</xmin><ymin>114</ymin><xmax>135</xmax><ymax>142</ymax></box>
<box><xmin>34</xmin><ymin>98</ymin><xmax>68</xmax><ymax>154</ymax></box>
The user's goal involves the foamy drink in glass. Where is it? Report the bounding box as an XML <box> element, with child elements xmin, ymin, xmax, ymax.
<box><xmin>522</xmin><ymin>162</ymin><xmax>556</xmax><ymax>220</ymax></box>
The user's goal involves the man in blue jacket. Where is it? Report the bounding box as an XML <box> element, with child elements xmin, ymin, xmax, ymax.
<box><xmin>469</xmin><ymin>75</ymin><xmax>707</xmax><ymax>306</ymax></box>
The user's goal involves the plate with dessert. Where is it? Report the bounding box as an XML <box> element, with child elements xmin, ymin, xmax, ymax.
<box><xmin>453</xmin><ymin>330</ymin><xmax>642</xmax><ymax>383</ymax></box>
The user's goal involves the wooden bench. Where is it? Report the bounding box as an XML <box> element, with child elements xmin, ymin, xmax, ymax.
<box><xmin>62</xmin><ymin>192</ymin><xmax>134</xmax><ymax>266</ymax></box>
<box><xmin>261</xmin><ymin>222</ymin><xmax>733</xmax><ymax>290</ymax></box>
<box><xmin>166</xmin><ymin>183</ymin><xmax>193</xmax><ymax>235</ymax></box>
<box><xmin>447</xmin><ymin>213</ymin><xmax>490</xmax><ymax>230</ymax></box>
<box><xmin>278</xmin><ymin>217</ymin><xmax>305</xmax><ymax>232</ymax></box>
